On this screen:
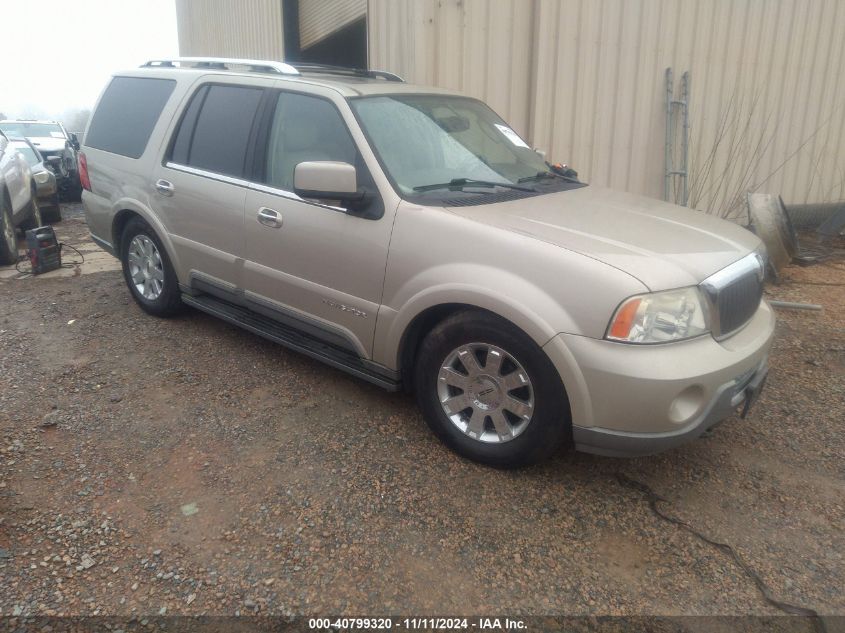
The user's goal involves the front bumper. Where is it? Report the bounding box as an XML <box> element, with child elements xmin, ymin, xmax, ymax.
<box><xmin>543</xmin><ymin>300</ymin><xmax>776</xmax><ymax>457</ymax></box>
<box><xmin>572</xmin><ymin>359</ymin><xmax>768</xmax><ymax>456</ymax></box>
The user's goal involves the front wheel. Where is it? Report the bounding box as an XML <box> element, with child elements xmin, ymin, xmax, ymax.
<box><xmin>119</xmin><ymin>217</ymin><xmax>183</xmax><ymax>317</ymax></box>
<box><xmin>20</xmin><ymin>190</ymin><xmax>42</xmax><ymax>231</ymax></box>
<box><xmin>0</xmin><ymin>197</ymin><xmax>17</xmax><ymax>266</ymax></box>
<box><xmin>414</xmin><ymin>310</ymin><xmax>572</xmax><ymax>468</ymax></box>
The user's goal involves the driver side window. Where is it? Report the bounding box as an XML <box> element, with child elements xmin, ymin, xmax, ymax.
<box><xmin>264</xmin><ymin>92</ymin><xmax>358</xmax><ymax>192</ymax></box>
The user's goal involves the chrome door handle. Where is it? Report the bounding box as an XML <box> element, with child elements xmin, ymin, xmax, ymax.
<box><xmin>257</xmin><ymin>207</ymin><xmax>282</xmax><ymax>228</ymax></box>
<box><xmin>155</xmin><ymin>179</ymin><xmax>175</xmax><ymax>196</ymax></box>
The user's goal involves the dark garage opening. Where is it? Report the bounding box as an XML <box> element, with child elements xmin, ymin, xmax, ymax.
<box><xmin>283</xmin><ymin>1</ymin><xmax>367</xmax><ymax>70</ymax></box>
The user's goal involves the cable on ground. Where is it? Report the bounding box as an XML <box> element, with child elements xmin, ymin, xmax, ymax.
<box><xmin>615</xmin><ymin>472</ymin><xmax>826</xmax><ymax>632</ymax></box>
<box><xmin>14</xmin><ymin>242</ymin><xmax>85</xmax><ymax>276</ymax></box>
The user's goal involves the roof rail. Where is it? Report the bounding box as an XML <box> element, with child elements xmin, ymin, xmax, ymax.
<box><xmin>141</xmin><ymin>57</ymin><xmax>300</xmax><ymax>76</ymax></box>
<box><xmin>288</xmin><ymin>63</ymin><xmax>404</xmax><ymax>82</ymax></box>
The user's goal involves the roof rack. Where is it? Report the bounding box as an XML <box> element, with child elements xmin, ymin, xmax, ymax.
<box><xmin>141</xmin><ymin>57</ymin><xmax>300</xmax><ymax>76</ymax></box>
<box><xmin>288</xmin><ymin>63</ymin><xmax>404</xmax><ymax>82</ymax></box>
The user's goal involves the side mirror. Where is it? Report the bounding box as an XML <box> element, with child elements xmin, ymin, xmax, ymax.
<box><xmin>46</xmin><ymin>156</ymin><xmax>62</xmax><ymax>166</ymax></box>
<box><xmin>294</xmin><ymin>161</ymin><xmax>363</xmax><ymax>204</ymax></box>
<box><xmin>69</xmin><ymin>133</ymin><xmax>80</xmax><ymax>150</ymax></box>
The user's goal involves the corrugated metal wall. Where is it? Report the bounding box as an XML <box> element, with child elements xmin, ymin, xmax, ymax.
<box><xmin>175</xmin><ymin>0</ymin><xmax>284</xmax><ymax>61</ymax></box>
<box><xmin>299</xmin><ymin>0</ymin><xmax>366</xmax><ymax>49</ymax></box>
<box><xmin>369</xmin><ymin>0</ymin><xmax>845</xmax><ymax>212</ymax></box>
<box><xmin>368</xmin><ymin>0</ymin><xmax>535</xmax><ymax>143</ymax></box>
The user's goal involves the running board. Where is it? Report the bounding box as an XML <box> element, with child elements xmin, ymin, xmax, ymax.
<box><xmin>182</xmin><ymin>293</ymin><xmax>401</xmax><ymax>391</ymax></box>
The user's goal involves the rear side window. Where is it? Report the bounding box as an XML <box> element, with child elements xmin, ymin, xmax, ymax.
<box><xmin>86</xmin><ymin>77</ymin><xmax>175</xmax><ymax>158</ymax></box>
<box><xmin>170</xmin><ymin>84</ymin><xmax>263</xmax><ymax>178</ymax></box>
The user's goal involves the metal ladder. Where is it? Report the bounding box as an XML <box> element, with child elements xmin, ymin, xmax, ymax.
<box><xmin>664</xmin><ymin>68</ymin><xmax>690</xmax><ymax>206</ymax></box>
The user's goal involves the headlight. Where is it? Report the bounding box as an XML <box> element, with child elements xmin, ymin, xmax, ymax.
<box><xmin>34</xmin><ymin>172</ymin><xmax>50</xmax><ymax>184</ymax></box>
<box><xmin>606</xmin><ymin>287</ymin><xmax>710</xmax><ymax>344</ymax></box>
<box><xmin>754</xmin><ymin>243</ymin><xmax>768</xmax><ymax>277</ymax></box>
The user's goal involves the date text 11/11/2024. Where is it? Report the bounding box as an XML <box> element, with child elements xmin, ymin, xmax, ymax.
<box><xmin>308</xmin><ymin>617</ymin><xmax>528</xmax><ymax>630</ymax></box>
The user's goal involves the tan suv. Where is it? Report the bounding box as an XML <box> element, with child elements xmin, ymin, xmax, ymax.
<box><xmin>81</xmin><ymin>58</ymin><xmax>774</xmax><ymax>467</ymax></box>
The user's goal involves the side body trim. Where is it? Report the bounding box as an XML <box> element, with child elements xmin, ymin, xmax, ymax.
<box><xmin>182</xmin><ymin>293</ymin><xmax>400</xmax><ymax>391</ymax></box>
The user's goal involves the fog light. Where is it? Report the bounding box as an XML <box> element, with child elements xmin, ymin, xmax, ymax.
<box><xmin>669</xmin><ymin>385</ymin><xmax>706</xmax><ymax>424</ymax></box>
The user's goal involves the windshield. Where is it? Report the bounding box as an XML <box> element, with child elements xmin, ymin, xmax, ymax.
<box><xmin>11</xmin><ymin>143</ymin><xmax>40</xmax><ymax>166</ymax></box>
<box><xmin>0</xmin><ymin>122</ymin><xmax>64</xmax><ymax>139</ymax></box>
<box><xmin>350</xmin><ymin>95</ymin><xmax>550</xmax><ymax>196</ymax></box>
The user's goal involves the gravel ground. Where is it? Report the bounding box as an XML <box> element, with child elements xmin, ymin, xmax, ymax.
<box><xmin>0</xmin><ymin>206</ymin><xmax>843</xmax><ymax>618</ymax></box>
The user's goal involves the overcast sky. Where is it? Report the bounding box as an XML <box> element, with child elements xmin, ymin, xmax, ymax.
<box><xmin>0</xmin><ymin>0</ymin><xmax>178</xmax><ymax>120</ymax></box>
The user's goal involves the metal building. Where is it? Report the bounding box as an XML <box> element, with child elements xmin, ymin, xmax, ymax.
<box><xmin>176</xmin><ymin>0</ymin><xmax>845</xmax><ymax>214</ymax></box>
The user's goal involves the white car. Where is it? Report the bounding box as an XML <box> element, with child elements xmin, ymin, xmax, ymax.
<box><xmin>0</xmin><ymin>129</ymin><xmax>42</xmax><ymax>265</ymax></box>
<box><xmin>0</xmin><ymin>119</ymin><xmax>81</xmax><ymax>200</ymax></box>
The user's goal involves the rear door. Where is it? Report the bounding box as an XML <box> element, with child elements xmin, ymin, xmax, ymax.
<box><xmin>152</xmin><ymin>78</ymin><xmax>267</xmax><ymax>299</ymax></box>
<box><xmin>242</xmin><ymin>88</ymin><xmax>393</xmax><ymax>357</ymax></box>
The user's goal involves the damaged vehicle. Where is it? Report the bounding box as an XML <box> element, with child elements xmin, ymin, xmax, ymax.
<box><xmin>1</xmin><ymin>129</ymin><xmax>41</xmax><ymax>265</ymax></box>
<box><xmin>0</xmin><ymin>119</ymin><xmax>81</xmax><ymax>201</ymax></box>
<box><xmin>9</xmin><ymin>138</ymin><xmax>61</xmax><ymax>223</ymax></box>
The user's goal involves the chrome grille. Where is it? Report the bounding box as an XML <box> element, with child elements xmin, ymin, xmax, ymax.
<box><xmin>716</xmin><ymin>272</ymin><xmax>763</xmax><ymax>335</ymax></box>
<box><xmin>700</xmin><ymin>253</ymin><xmax>765</xmax><ymax>340</ymax></box>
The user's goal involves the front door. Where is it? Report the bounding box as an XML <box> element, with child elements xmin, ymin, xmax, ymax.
<box><xmin>243</xmin><ymin>89</ymin><xmax>393</xmax><ymax>357</ymax></box>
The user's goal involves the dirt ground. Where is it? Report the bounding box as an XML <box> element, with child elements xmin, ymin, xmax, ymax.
<box><xmin>0</xmin><ymin>205</ymin><xmax>843</xmax><ymax>619</ymax></box>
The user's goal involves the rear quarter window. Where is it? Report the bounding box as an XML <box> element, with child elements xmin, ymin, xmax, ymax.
<box><xmin>85</xmin><ymin>77</ymin><xmax>176</xmax><ymax>158</ymax></box>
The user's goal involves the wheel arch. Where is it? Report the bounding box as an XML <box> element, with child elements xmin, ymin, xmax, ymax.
<box><xmin>396</xmin><ymin>302</ymin><xmax>470</xmax><ymax>392</ymax></box>
<box><xmin>111</xmin><ymin>208</ymin><xmax>141</xmax><ymax>256</ymax></box>
<box><xmin>110</xmin><ymin>203</ymin><xmax>182</xmax><ymax>278</ymax></box>
<box><xmin>393</xmin><ymin>300</ymin><xmax>575</xmax><ymax>413</ymax></box>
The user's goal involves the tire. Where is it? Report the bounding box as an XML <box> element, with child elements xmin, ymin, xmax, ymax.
<box><xmin>20</xmin><ymin>189</ymin><xmax>42</xmax><ymax>231</ymax></box>
<box><xmin>414</xmin><ymin>310</ymin><xmax>572</xmax><ymax>468</ymax></box>
<box><xmin>0</xmin><ymin>195</ymin><xmax>17</xmax><ymax>266</ymax></box>
<box><xmin>119</xmin><ymin>217</ymin><xmax>183</xmax><ymax>317</ymax></box>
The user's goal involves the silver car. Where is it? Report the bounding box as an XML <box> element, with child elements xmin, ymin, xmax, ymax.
<box><xmin>0</xmin><ymin>129</ymin><xmax>41</xmax><ymax>265</ymax></box>
<box><xmin>81</xmin><ymin>58</ymin><xmax>774</xmax><ymax>467</ymax></box>
<box><xmin>9</xmin><ymin>138</ymin><xmax>60</xmax><ymax>223</ymax></box>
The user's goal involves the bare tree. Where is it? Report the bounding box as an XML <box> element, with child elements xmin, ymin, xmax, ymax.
<box><xmin>686</xmin><ymin>86</ymin><xmax>845</xmax><ymax>220</ymax></box>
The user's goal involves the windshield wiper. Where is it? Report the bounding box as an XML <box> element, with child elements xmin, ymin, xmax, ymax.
<box><xmin>413</xmin><ymin>178</ymin><xmax>535</xmax><ymax>193</ymax></box>
<box><xmin>518</xmin><ymin>170</ymin><xmax>582</xmax><ymax>185</ymax></box>
<box><xmin>518</xmin><ymin>171</ymin><xmax>555</xmax><ymax>183</ymax></box>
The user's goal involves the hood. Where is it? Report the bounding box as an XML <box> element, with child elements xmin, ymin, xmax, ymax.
<box><xmin>451</xmin><ymin>185</ymin><xmax>761</xmax><ymax>291</ymax></box>
<box><xmin>27</xmin><ymin>137</ymin><xmax>68</xmax><ymax>153</ymax></box>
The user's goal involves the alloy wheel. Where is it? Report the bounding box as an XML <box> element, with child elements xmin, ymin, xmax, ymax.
<box><xmin>127</xmin><ymin>235</ymin><xmax>165</xmax><ymax>300</ymax></box>
<box><xmin>437</xmin><ymin>343</ymin><xmax>534</xmax><ymax>443</ymax></box>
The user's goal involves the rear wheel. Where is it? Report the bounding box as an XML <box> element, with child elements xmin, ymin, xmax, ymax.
<box><xmin>0</xmin><ymin>196</ymin><xmax>17</xmax><ymax>266</ymax></box>
<box><xmin>414</xmin><ymin>310</ymin><xmax>571</xmax><ymax>467</ymax></box>
<box><xmin>119</xmin><ymin>217</ymin><xmax>183</xmax><ymax>317</ymax></box>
